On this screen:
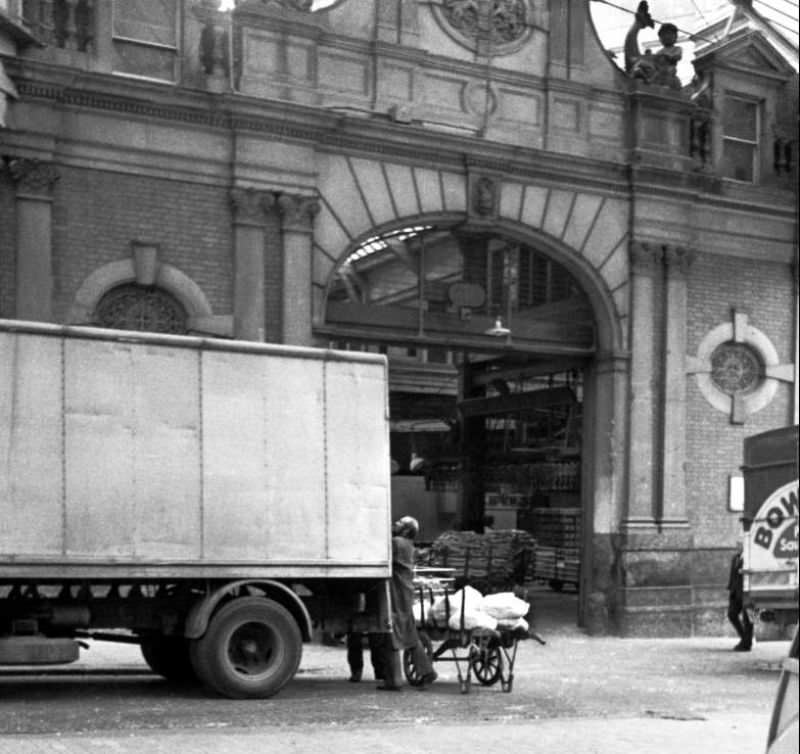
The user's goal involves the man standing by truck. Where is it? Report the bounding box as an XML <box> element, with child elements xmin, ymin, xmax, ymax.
<box><xmin>728</xmin><ymin>540</ymin><xmax>754</xmax><ymax>652</ymax></box>
<box><xmin>378</xmin><ymin>516</ymin><xmax>437</xmax><ymax>690</ymax></box>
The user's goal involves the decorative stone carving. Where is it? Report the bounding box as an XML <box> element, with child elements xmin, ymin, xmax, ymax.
<box><xmin>624</xmin><ymin>2</ymin><xmax>654</xmax><ymax>74</ymax></box>
<box><xmin>473</xmin><ymin>176</ymin><xmax>497</xmax><ymax>217</ymax></box>
<box><xmin>230</xmin><ymin>187</ymin><xmax>274</xmax><ymax>225</ymax></box>
<box><xmin>8</xmin><ymin>159</ymin><xmax>60</xmax><ymax>197</ymax></box>
<box><xmin>433</xmin><ymin>0</ymin><xmax>531</xmax><ymax>55</ymax></box>
<box><xmin>629</xmin><ymin>241</ymin><xmax>661</xmax><ymax>277</ymax></box>
<box><xmin>200</xmin><ymin>22</ymin><xmax>230</xmax><ymax>77</ymax></box>
<box><xmin>625</xmin><ymin>3</ymin><xmax>683</xmax><ymax>90</ymax></box>
<box><xmin>278</xmin><ymin>194</ymin><xmax>320</xmax><ymax>232</ymax></box>
<box><xmin>462</xmin><ymin>80</ymin><xmax>498</xmax><ymax>119</ymax></box>
<box><xmin>663</xmin><ymin>246</ymin><xmax>694</xmax><ymax>276</ymax></box>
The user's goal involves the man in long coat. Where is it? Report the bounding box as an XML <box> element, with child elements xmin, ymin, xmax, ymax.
<box><xmin>379</xmin><ymin>516</ymin><xmax>437</xmax><ymax>690</ymax></box>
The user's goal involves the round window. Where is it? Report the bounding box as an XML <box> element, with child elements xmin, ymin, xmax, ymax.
<box><xmin>95</xmin><ymin>284</ymin><xmax>188</xmax><ymax>334</ymax></box>
<box><xmin>709</xmin><ymin>342</ymin><xmax>762</xmax><ymax>395</ymax></box>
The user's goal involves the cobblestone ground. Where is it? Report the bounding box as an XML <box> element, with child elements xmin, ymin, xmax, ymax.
<box><xmin>0</xmin><ymin>590</ymin><xmax>792</xmax><ymax>754</ymax></box>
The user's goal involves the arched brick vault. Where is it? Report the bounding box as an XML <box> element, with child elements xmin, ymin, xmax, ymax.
<box><xmin>311</xmin><ymin>153</ymin><xmax>629</xmax><ymax>355</ymax></box>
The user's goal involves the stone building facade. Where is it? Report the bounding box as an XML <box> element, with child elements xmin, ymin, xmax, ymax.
<box><xmin>0</xmin><ymin>0</ymin><xmax>797</xmax><ymax>636</ymax></box>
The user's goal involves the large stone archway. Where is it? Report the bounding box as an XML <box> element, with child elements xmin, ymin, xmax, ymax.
<box><xmin>310</xmin><ymin>155</ymin><xmax>631</xmax><ymax>632</ymax></box>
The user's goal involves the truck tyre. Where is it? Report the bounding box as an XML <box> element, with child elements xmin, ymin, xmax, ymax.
<box><xmin>140</xmin><ymin>635</ymin><xmax>195</xmax><ymax>683</ymax></box>
<box><xmin>189</xmin><ymin>596</ymin><xmax>302</xmax><ymax>699</ymax></box>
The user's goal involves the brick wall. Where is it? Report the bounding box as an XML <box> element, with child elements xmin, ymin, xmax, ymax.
<box><xmin>51</xmin><ymin>167</ymin><xmax>234</xmax><ymax>324</ymax></box>
<box><xmin>0</xmin><ymin>173</ymin><xmax>16</xmax><ymax>318</ymax></box>
<box><xmin>686</xmin><ymin>251</ymin><xmax>795</xmax><ymax>550</ymax></box>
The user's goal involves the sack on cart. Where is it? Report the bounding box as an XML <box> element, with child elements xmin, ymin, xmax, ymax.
<box><xmin>481</xmin><ymin>592</ymin><xmax>530</xmax><ymax>621</ymax></box>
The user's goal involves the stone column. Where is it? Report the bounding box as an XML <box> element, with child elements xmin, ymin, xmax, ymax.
<box><xmin>625</xmin><ymin>241</ymin><xmax>661</xmax><ymax>528</ymax></box>
<box><xmin>277</xmin><ymin>194</ymin><xmax>319</xmax><ymax>347</ymax></box>
<box><xmin>660</xmin><ymin>246</ymin><xmax>694</xmax><ymax>526</ymax></box>
<box><xmin>9</xmin><ymin>159</ymin><xmax>59</xmax><ymax>322</ymax></box>
<box><xmin>230</xmin><ymin>187</ymin><xmax>271</xmax><ymax>342</ymax></box>
<box><xmin>583</xmin><ymin>352</ymin><xmax>629</xmax><ymax>634</ymax></box>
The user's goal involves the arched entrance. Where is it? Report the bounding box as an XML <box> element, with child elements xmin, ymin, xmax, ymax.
<box><xmin>316</xmin><ymin>216</ymin><xmax>626</xmax><ymax>630</ymax></box>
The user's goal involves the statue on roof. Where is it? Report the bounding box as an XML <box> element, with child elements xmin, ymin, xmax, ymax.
<box><xmin>625</xmin><ymin>3</ymin><xmax>683</xmax><ymax>91</ymax></box>
<box><xmin>624</xmin><ymin>1</ymin><xmax>655</xmax><ymax>73</ymax></box>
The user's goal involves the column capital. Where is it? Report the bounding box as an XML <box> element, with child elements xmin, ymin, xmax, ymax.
<box><xmin>278</xmin><ymin>193</ymin><xmax>320</xmax><ymax>233</ymax></box>
<box><xmin>663</xmin><ymin>246</ymin><xmax>695</xmax><ymax>277</ymax></box>
<box><xmin>8</xmin><ymin>158</ymin><xmax>60</xmax><ymax>198</ymax></box>
<box><xmin>230</xmin><ymin>187</ymin><xmax>274</xmax><ymax>226</ymax></box>
<box><xmin>629</xmin><ymin>241</ymin><xmax>661</xmax><ymax>277</ymax></box>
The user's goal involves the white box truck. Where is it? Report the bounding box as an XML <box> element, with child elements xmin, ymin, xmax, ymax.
<box><xmin>0</xmin><ymin>319</ymin><xmax>393</xmax><ymax>698</ymax></box>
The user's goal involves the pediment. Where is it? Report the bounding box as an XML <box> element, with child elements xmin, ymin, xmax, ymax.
<box><xmin>695</xmin><ymin>30</ymin><xmax>796</xmax><ymax>79</ymax></box>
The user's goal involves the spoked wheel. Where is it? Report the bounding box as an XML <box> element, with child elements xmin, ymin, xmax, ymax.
<box><xmin>140</xmin><ymin>634</ymin><xmax>196</xmax><ymax>683</ymax></box>
<box><xmin>189</xmin><ymin>596</ymin><xmax>302</xmax><ymax>699</ymax></box>
<box><xmin>403</xmin><ymin>631</ymin><xmax>433</xmax><ymax>686</ymax></box>
<box><xmin>470</xmin><ymin>641</ymin><xmax>502</xmax><ymax>686</ymax></box>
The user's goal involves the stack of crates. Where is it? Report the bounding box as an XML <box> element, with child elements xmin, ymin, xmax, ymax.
<box><xmin>529</xmin><ymin>508</ymin><xmax>581</xmax><ymax>591</ymax></box>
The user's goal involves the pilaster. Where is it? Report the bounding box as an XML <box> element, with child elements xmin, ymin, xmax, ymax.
<box><xmin>230</xmin><ymin>187</ymin><xmax>273</xmax><ymax>342</ymax></box>
<box><xmin>278</xmin><ymin>193</ymin><xmax>319</xmax><ymax>347</ymax></box>
<box><xmin>660</xmin><ymin>245</ymin><xmax>694</xmax><ymax>526</ymax></box>
<box><xmin>624</xmin><ymin>241</ymin><xmax>660</xmax><ymax>529</ymax></box>
<box><xmin>9</xmin><ymin>158</ymin><xmax>59</xmax><ymax>322</ymax></box>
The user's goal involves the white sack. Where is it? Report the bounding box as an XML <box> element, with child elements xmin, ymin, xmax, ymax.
<box><xmin>448</xmin><ymin>608</ymin><xmax>498</xmax><ymax>631</ymax></box>
<box><xmin>481</xmin><ymin>591</ymin><xmax>530</xmax><ymax>621</ymax></box>
<box><xmin>428</xmin><ymin>585</ymin><xmax>485</xmax><ymax>623</ymax></box>
<box><xmin>497</xmin><ymin>616</ymin><xmax>529</xmax><ymax>633</ymax></box>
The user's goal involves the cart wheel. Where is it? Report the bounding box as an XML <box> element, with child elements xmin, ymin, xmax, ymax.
<box><xmin>403</xmin><ymin>631</ymin><xmax>433</xmax><ymax>687</ymax></box>
<box><xmin>470</xmin><ymin>643</ymin><xmax>502</xmax><ymax>686</ymax></box>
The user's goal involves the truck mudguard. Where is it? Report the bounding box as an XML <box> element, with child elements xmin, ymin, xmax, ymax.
<box><xmin>184</xmin><ymin>580</ymin><xmax>313</xmax><ymax>641</ymax></box>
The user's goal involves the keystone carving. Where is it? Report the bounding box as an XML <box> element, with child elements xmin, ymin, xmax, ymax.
<box><xmin>473</xmin><ymin>176</ymin><xmax>497</xmax><ymax>217</ymax></box>
<box><xmin>277</xmin><ymin>194</ymin><xmax>320</xmax><ymax>232</ymax></box>
<box><xmin>230</xmin><ymin>187</ymin><xmax>274</xmax><ymax>225</ymax></box>
<box><xmin>7</xmin><ymin>158</ymin><xmax>60</xmax><ymax>197</ymax></box>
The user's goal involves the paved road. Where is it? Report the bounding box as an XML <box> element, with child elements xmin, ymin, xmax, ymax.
<box><xmin>0</xmin><ymin>619</ymin><xmax>790</xmax><ymax>754</ymax></box>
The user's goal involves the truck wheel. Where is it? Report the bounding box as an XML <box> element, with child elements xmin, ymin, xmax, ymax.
<box><xmin>140</xmin><ymin>635</ymin><xmax>196</xmax><ymax>683</ymax></box>
<box><xmin>189</xmin><ymin>597</ymin><xmax>302</xmax><ymax>699</ymax></box>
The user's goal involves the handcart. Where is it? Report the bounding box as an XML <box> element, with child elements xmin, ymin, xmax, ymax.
<box><xmin>404</xmin><ymin>568</ymin><xmax>545</xmax><ymax>694</ymax></box>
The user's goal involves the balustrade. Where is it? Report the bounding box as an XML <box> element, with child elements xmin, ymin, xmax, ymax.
<box><xmin>20</xmin><ymin>0</ymin><xmax>93</xmax><ymax>51</ymax></box>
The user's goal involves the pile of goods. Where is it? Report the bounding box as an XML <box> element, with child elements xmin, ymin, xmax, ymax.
<box><xmin>426</xmin><ymin>529</ymin><xmax>536</xmax><ymax>590</ymax></box>
<box><xmin>415</xmin><ymin>585</ymin><xmax>530</xmax><ymax>635</ymax></box>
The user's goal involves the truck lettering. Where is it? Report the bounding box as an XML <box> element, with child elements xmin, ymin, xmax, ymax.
<box><xmin>753</xmin><ymin>526</ymin><xmax>773</xmax><ymax>550</ymax></box>
<box><xmin>750</xmin><ymin>484</ymin><xmax>799</xmax><ymax>554</ymax></box>
<box><xmin>766</xmin><ymin>507</ymin><xmax>784</xmax><ymax>529</ymax></box>
<box><xmin>780</xmin><ymin>490</ymin><xmax>798</xmax><ymax>517</ymax></box>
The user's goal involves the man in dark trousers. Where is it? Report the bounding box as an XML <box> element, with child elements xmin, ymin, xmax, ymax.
<box><xmin>728</xmin><ymin>540</ymin><xmax>754</xmax><ymax>651</ymax></box>
<box><xmin>377</xmin><ymin>516</ymin><xmax>437</xmax><ymax>690</ymax></box>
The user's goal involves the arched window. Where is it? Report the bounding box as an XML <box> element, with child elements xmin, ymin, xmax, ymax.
<box><xmin>94</xmin><ymin>283</ymin><xmax>188</xmax><ymax>334</ymax></box>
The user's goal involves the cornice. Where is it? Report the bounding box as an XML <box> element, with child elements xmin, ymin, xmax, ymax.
<box><xmin>8</xmin><ymin>65</ymin><xmax>633</xmax><ymax>193</ymax></box>
<box><xmin>630</xmin><ymin>166</ymin><xmax>796</xmax><ymax>219</ymax></box>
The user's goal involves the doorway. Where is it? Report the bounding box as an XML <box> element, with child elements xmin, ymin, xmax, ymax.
<box><xmin>321</xmin><ymin>222</ymin><xmax>599</xmax><ymax>627</ymax></box>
